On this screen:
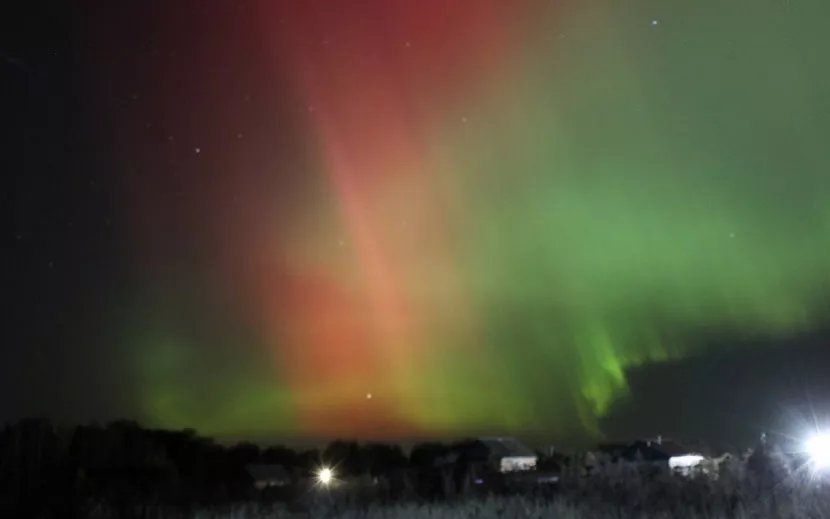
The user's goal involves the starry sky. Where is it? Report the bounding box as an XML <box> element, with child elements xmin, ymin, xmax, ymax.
<box><xmin>5</xmin><ymin>0</ymin><xmax>830</xmax><ymax>448</ymax></box>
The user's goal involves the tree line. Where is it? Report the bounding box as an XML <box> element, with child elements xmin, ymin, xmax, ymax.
<box><xmin>0</xmin><ymin>418</ymin><xmax>474</xmax><ymax>518</ymax></box>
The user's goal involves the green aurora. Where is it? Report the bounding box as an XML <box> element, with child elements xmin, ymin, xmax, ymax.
<box><xmin>129</xmin><ymin>0</ymin><xmax>830</xmax><ymax>442</ymax></box>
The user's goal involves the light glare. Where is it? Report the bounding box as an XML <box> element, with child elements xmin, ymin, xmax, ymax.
<box><xmin>669</xmin><ymin>454</ymin><xmax>705</xmax><ymax>469</ymax></box>
<box><xmin>806</xmin><ymin>434</ymin><xmax>830</xmax><ymax>469</ymax></box>
<box><xmin>316</xmin><ymin>466</ymin><xmax>334</xmax><ymax>485</ymax></box>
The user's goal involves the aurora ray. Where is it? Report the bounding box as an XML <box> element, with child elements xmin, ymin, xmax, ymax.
<box><xmin>124</xmin><ymin>0</ymin><xmax>830</xmax><ymax>441</ymax></box>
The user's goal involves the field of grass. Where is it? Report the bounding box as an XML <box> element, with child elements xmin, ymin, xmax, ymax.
<box><xmin>85</xmin><ymin>494</ymin><xmax>830</xmax><ymax>519</ymax></box>
<box><xmin>84</xmin><ymin>461</ymin><xmax>830</xmax><ymax>519</ymax></box>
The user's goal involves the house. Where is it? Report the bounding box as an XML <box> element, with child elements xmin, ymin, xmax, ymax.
<box><xmin>245</xmin><ymin>464</ymin><xmax>292</xmax><ymax>489</ymax></box>
<box><xmin>448</xmin><ymin>437</ymin><xmax>538</xmax><ymax>473</ymax></box>
<box><xmin>622</xmin><ymin>436</ymin><xmax>706</xmax><ymax>476</ymax></box>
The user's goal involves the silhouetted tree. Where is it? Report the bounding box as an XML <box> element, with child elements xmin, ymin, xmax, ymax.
<box><xmin>409</xmin><ymin>442</ymin><xmax>448</xmax><ymax>469</ymax></box>
<box><xmin>295</xmin><ymin>448</ymin><xmax>322</xmax><ymax>476</ymax></box>
<box><xmin>323</xmin><ymin>440</ymin><xmax>364</xmax><ymax>476</ymax></box>
<box><xmin>262</xmin><ymin>445</ymin><xmax>298</xmax><ymax>467</ymax></box>
<box><xmin>361</xmin><ymin>443</ymin><xmax>407</xmax><ymax>477</ymax></box>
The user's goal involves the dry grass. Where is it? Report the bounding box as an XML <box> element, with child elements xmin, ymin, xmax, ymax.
<box><xmin>86</xmin><ymin>479</ymin><xmax>830</xmax><ymax>519</ymax></box>
<box><xmin>86</xmin><ymin>454</ymin><xmax>830</xmax><ymax>518</ymax></box>
<box><xmin>117</xmin><ymin>494</ymin><xmax>829</xmax><ymax>519</ymax></box>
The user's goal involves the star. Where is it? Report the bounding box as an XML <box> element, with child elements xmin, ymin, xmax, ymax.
<box><xmin>366</xmin><ymin>393</ymin><xmax>373</xmax><ymax>399</ymax></box>
<box><xmin>651</xmin><ymin>19</ymin><xmax>659</xmax><ymax>26</ymax></box>
<box><xmin>195</xmin><ymin>147</ymin><xmax>201</xmax><ymax>154</ymax></box>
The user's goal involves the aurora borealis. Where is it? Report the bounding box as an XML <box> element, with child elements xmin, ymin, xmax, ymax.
<box><xmin>7</xmin><ymin>0</ymin><xmax>830</xmax><ymax>444</ymax></box>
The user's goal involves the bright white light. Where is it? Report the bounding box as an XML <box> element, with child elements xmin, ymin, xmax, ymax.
<box><xmin>669</xmin><ymin>454</ymin><xmax>705</xmax><ymax>469</ymax></box>
<box><xmin>806</xmin><ymin>434</ymin><xmax>830</xmax><ymax>469</ymax></box>
<box><xmin>500</xmin><ymin>456</ymin><xmax>537</xmax><ymax>473</ymax></box>
<box><xmin>316</xmin><ymin>467</ymin><xmax>334</xmax><ymax>485</ymax></box>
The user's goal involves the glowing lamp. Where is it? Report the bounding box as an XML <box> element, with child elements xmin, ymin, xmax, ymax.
<box><xmin>316</xmin><ymin>467</ymin><xmax>334</xmax><ymax>486</ymax></box>
<box><xmin>668</xmin><ymin>454</ymin><xmax>705</xmax><ymax>470</ymax></box>
<box><xmin>806</xmin><ymin>434</ymin><xmax>830</xmax><ymax>469</ymax></box>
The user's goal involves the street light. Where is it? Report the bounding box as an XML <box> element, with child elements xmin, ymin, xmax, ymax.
<box><xmin>806</xmin><ymin>434</ymin><xmax>830</xmax><ymax>470</ymax></box>
<box><xmin>316</xmin><ymin>466</ymin><xmax>335</xmax><ymax>486</ymax></box>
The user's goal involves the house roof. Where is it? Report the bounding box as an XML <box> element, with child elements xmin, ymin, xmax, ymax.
<box><xmin>478</xmin><ymin>437</ymin><xmax>537</xmax><ymax>458</ymax></box>
<box><xmin>649</xmin><ymin>439</ymin><xmax>691</xmax><ymax>457</ymax></box>
<box><xmin>245</xmin><ymin>464</ymin><xmax>290</xmax><ymax>482</ymax></box>
<box><xmin>626</xmin><ymin>438</ymin><xmax>697</xmax><ymax>460</ymax></box>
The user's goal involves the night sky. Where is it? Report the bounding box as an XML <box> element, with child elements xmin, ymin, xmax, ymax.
<box><xmin>5</xmin><ymin>0</ymin><xmax>830</xmax><ymax>448</ymax></box>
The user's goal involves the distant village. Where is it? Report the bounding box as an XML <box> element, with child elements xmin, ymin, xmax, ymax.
<box><xmin>1</xmin><ymin>419</ymin><xmax>824</xmax><ymax>518</ymax></box>
<box><xmin>246</xmin><ymin>434</ymin><xmax>792</xmax><ymax>493</ymax></box>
